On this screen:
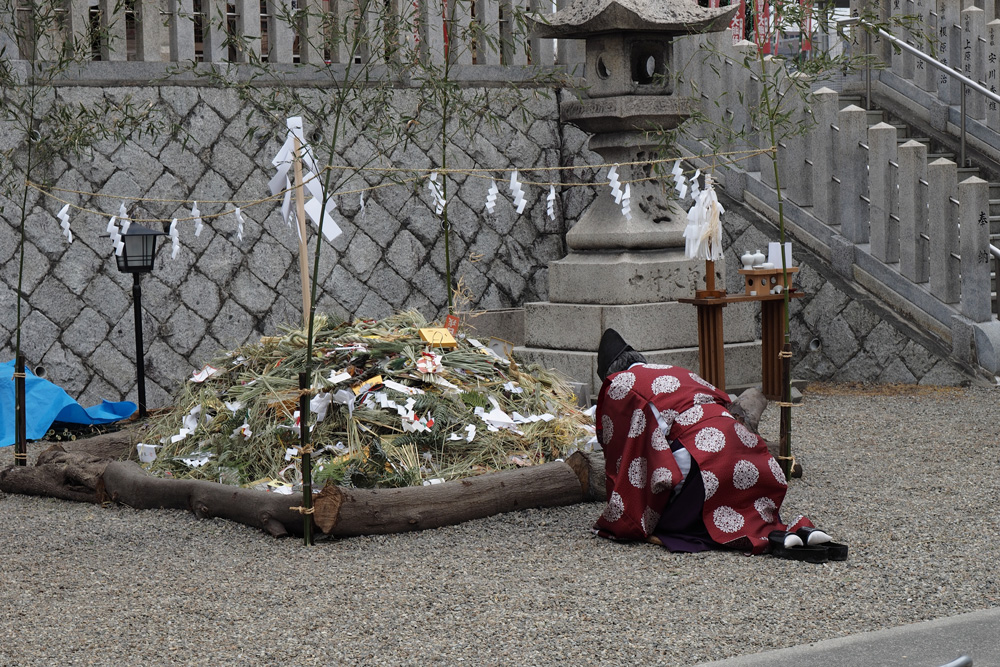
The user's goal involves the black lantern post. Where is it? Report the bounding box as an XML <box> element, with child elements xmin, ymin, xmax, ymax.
<box><xmin>113</xmin><ymin>223</ymin><xmax>165</xmax><ymax>419</ymax></box>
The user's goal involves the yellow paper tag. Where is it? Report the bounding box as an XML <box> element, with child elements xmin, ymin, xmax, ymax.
<box><xmin>419</xmin><ymin>327</ymin><xmax>457</xmax><ymax>348</ymax></box>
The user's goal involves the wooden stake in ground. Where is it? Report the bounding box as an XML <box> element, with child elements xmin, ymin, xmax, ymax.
<box><xmin>292</xmin><ymin>137</ymin><xmax>311</xmax><ymax>328</ymax></box>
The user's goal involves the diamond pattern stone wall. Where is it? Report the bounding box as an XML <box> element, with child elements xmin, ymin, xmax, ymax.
<box><xmin>0</xmin><ymin>85</ymin><xmax>599</xmax><ymax>409</ymax></box>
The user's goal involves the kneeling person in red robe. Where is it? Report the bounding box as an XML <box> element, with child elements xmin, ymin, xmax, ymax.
<box><xmin>593</xmin><ymin>329</ymin><xmax>844</xmax><ymax>560</ymax></box>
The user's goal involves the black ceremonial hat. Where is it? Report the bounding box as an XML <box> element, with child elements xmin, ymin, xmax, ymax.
<box><xmin>597</xmin><ymin>328</ymin><xmax>633</xmax><ymax>381</ymax></box>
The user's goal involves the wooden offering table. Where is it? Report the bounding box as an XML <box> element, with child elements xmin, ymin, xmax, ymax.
<box><xmin>678</xmin><ymin>290</ymin><xmax>803</xmax><ymax>399</ymax></box>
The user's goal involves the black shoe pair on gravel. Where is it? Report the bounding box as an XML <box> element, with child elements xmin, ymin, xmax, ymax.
<box><xmin>768</xmin><ymin>528</ymin><xmax>849</xmax><ymax>563</ymax></box>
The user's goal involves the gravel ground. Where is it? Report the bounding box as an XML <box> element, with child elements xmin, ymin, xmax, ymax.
<box><xmin>1</xmin><ymin>382</ymin><xmax>999</xmax><ymax>666</ymax></box>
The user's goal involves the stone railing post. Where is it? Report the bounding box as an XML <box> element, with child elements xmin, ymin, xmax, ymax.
<box><xmin>64</xmin><ymin>0</ymin><xmax>92</xmax><ymax>58</ymax></box>
<box><xmin>915</xmin><ymin>0</ymin><xmax>937</xmax><ymax>93</ymax></box>
<box><xmin>898</xmin><ymin>139</ymin><xmax>929</xmax><ymax>283</ymax></box>
<box><xmin>266</xmin><ymin>0</ymin><xmax>295</xmax><ymax>64</ymax></box>
<box><xmin>725</xmin><ymin>40</ymin><xmax>759</xmax><ymax>175</ymax></box>
<box><xmin>837</xmin><ymin>105</ymin><xmax>871</xmax><ymax>244</ymax></box>
<box><xmin>928</xmin><ymin>157</ymin><xmax>960</xmax><ymax>303</ymax></box>
<box><xmin>868</xmin><ymin>122</ymin><xmax>899</xmax><ymax>262</ymax></box>
<box><xmin>987</xmin><ymin>20</ymin><xmax>1000</xmax><ymax>132</ymax></box>
<box><xmin>893</xmin><ymin>0</ymin><xmax>916</xmax><ymax>79</ymax></box>
<box><xmin>0</xmin><ymin>3</ymin><xmax>15</xmax><ymax>59</ymax></box>
<box><xmin>778</xmin><ymin>73</ymin><xmax>813</xmax><ymax>207</ymax></box>
<box><xmin>528</xmin><ymin>0</ymin><xmax>553</xmax><ymax>66</ymax></box>
<box><xmin>963</xmin><ymin>6</ymin><xmax>986</xmax><ymax>120</ymax></box>
<box><xmin>134</xmin><ymin>0</ymin><xmax>161</xmax><ymax>61</ymax></box>
<box><xmin>959</xmin><ymin>176</ymin><xmax>992</xmax><ymax>322</ymax></box>
<box><xmin>298</xmin><ymin>0</ymin><xmax>325</xmax><ymax>64</ymax></box>
<box><xmin>809</xmin><ymin>87</ymin><xmax>840</xmax><ymax>224</ymax></box>
<box><xmin>424</xmin><ymin>0</ymin><xmax>446</xmax><ymax>66</ymax></box>
<box><xmin>939</xmin><ymin>0</ymin><xmax>963</xmax><ymax>105</ymax></box>
<box><xmin>502</xmin><ymin>0</ymin><xmax>528</xmax><ymax>66</ymax></box>
<box><xmin>202</xmin><ymin>0</ymin><xmax>227</xmax><ymax>63</ymax></box>
<box><xmin>475</xmin><ymin>0</ymin><xmax>502</xmax><ymax>65</ymax></box>
<box><xmin>234</xmin><ymin>0</ymin><xmax>262</xmax><ymax>62</ymax></box>
<box><xmin>168</xmin><ymin>0</ymin><xmax>196</xmax><ymax>62</ymax></box>
<box><xmin>100</xmin><ymin>0</ymin><xmax>128</xmax><ymax>61</ymax></box>
<box><xmin>760</xmin><ymin>56</ymin><xmax>780</xmax><ymax>189</ymax></box>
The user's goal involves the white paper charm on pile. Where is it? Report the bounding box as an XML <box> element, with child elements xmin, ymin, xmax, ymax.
<box><xmin>546</xmin><ymin>185</ymin><xmax>556</xmax><ymax>221</ymax></box>
<box><xmin>485</xmin><ymin>179</ymin><xmax>499</xmax><ymax>214</ymax></box>
<box><xmin>56</xmin><ymin>204</ymin><xmax>72</xmax><ymax>243</ymax></box>
<box><xmin>683</xmin><ymin>174</ymin><xmax>725</xmax><ymax>261</ymax></box>
<box><xmin>136</xmin><ymin>443</ymin><xmax>159</xmax><ymax>463</ymax></box>
<box><xmin>509</xmin><ymin>169</ymin><xmax>526</xmax><ymax>214</ymax></box>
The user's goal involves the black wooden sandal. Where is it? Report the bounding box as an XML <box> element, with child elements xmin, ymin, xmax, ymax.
<box><xmin>795</xmin><ymin>527</ymin><xmax>849</xmax><ymax>561</ymax></box>
<box><xmin>768</xmin><ymin>530</ymin><xmax>828</xmax><ymax>563</ymax></box>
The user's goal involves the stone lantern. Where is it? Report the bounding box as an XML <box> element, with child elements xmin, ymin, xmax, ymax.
<box><xmin>515</xmin><ymin>0</ymin><xmax>755</xmax><ymax>394</ymax></box>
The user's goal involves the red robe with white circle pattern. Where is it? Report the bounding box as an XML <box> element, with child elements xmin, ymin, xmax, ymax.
<box><xmin>594</xmin><ymin>364</ymin><xmax>811</xmax><ymax>554</ymax></box>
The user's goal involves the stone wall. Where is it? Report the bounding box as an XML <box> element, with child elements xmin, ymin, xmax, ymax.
<box><xmin>0</xmin><ymin>84</ymin><xmax>598</xmax><ymax>409</ymax></box>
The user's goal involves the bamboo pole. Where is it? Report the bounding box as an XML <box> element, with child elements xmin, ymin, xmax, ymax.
<box><xmin>292</xmin><ymin>137</ymin><xmax>311</xmax><ymax>328</ymax></box>
<box><xmin>14</xmin><ymin>353</ymin><xmax>27</xmax><ymax>467</ymax></box>
<box><xmin>298</xmin><ymin>371</ymin><xmax>314</xmax><ymax>546</ymax></box>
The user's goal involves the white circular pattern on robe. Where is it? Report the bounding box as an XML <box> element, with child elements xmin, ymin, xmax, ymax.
<box><xmin>651</xmin><ymin>428</ymin><xmax>670</xmax><ymax>451</ymax></box>
<box><xmin>694</xmin><ymin>426</ymin><xmax>726</xmax><ymax>452</ymax></box>
<box><xmin>627</xmin><ymin>408</ymin><xmax>647</xmax><ymax>438</ymax></box>
<box><xmin>702</xmin><ymin>470</ymin><xmax>719</xmax><ymax>500</ymax></box>
<box><xmin>600</xmin><ymin>414</ymin><xmax>614</xmax><ymax>445</ymax></box>
<box><xmin>651</xmin><ymin>467</ymin><xmax>673</xmax><ymax>494</ymax></box>
<box><xmin>690</xmin><ymin>372</ymin><xmax>716</xmax><ymax>390</ymax></box>
<box><xmin>676</xmin><ymin>405</ymin><xmax>704</xmax><ymax>426</ymax></box>
<box><xmin>608</xmin><ymin>372</ymin><xmax>636</xmax><ymax>400</ymax></box>
<box><xmin>732</xmin><ymin>459</ymin><xmax>760</xmax><ymax>490</ymax></box>
<box><xmin>734</xmin><ymin>422</ymin><xmax>759</xmax><ymax>448</ymax></box>
<box><xmin>641</xmin><ymin>507</ymin><xmax>661</xmax><ymax>535</ymax></box>
<box><xmin>693</xmin><ymin>392</ymin><xmax>715</xmax><ymax>405</ymax></box>
<box><xmin>628</xmin><ymin>457</ymin><xmax>648</xmax><ymax>488</ymax></box>
<box><xmin>713</xmin><ymin>506</ymin><xmax>745</xmax><ymax>533</ymax></box>
<box><xmin>754</xmin><ymin>497</ymin><xmax>777</xmax><ymax>523</ymax></box>
<box><xmin>602</xmin><ymin>492</ymin><xmax>624</xmax><ymax>522</ymax></box>
<box><xmin>643</xmin><ymin>364</ymin><xmax>674</xmax><ymax>370</ymax></box>
<box><xmin>651</xmin><ymin>375</ymin><xmax>681</xmax><ymax>394</ymax></box>
<box><xmin>768</xmin><ymin>457</ymin><xmax>788</xmax><ymax>486</ymax></box>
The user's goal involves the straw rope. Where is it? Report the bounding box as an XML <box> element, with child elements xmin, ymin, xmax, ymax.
<box><xmin>290</xmin><ymin>505</ymin><xmax>315</xmax><ymax>515</ymax></box>
<box><xmin>24</xmin><ymin>146</ymin><xmax>775</xmax><ymax>226</ymax></box>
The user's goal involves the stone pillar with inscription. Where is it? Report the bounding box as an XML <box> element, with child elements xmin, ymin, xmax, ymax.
<box><xmin>515</xmin><ymin>0</ymin><xmax>760</xmax><ymax>394</ymax></box>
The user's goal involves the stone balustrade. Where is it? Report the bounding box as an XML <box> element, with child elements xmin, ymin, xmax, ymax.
<box><xmin>2</xmin><ymin>0</ymin><xmax>583</xmax><ymax>70</ymax></box>
<box><xmin>675</xmin><ymin>22</ymin><xmax>1000</xmax><ymax>375</ymax></box>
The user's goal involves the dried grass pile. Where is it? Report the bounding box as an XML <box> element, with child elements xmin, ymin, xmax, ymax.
<box><xmin>143</xmin><ymin>311</ymin><xmax>595</xmax><ymax>491</ymax></box>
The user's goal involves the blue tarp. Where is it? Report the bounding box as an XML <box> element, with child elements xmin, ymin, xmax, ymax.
<box><xmin>1</xmin><ymin>360</ymin><xmax>137</xmax><ymax>447</ymax></box>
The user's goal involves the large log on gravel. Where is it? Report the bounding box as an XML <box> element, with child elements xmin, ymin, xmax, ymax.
<box><xmin>312</xmin><ymin>451</ymin><xmax>605</xmax><ymax>536</ymax></box>
<box><xmin>1</xmin><ymin>446</ymin><xmax>606</xmax><ymax>538</ymax></box>
<box><xmin>0</xmin><ymin>445</ymin><xmax>111</xmax><ymax>504</ymax></box>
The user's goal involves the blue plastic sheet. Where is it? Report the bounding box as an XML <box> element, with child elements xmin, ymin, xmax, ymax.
<box><xmin>1</xmin><ymin>360</ymin><xmax>137</xmax><ymax>447</ymax></box>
